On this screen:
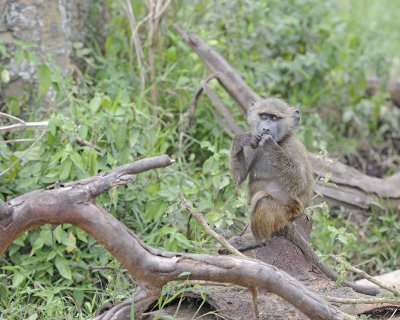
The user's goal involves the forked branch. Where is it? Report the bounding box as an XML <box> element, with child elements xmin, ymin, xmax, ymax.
<box><xmin>0</xmin><ymin>155</ymin><xmax>342</xmax><ymax>320</ymax></box>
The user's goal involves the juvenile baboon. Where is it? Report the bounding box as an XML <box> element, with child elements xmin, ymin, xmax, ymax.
<box><xmin>229</xmin><ymin>98</ymin><xmax>379</xmax><ymax>296</ymax></box>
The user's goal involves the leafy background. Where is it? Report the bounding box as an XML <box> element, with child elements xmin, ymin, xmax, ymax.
<box><xmin>0</xmin><ymin>0</ymin><xmax>399</xmax><ymax>318</ymax></box>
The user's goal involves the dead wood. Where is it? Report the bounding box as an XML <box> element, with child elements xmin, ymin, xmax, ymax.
<box><xmin>176</xmin><ymin>27</ymin><xmax>400</xmax><ymax>213</ymax></box>
<box><xmin>309</xmin><ymin>153</ymin><xmax>400</xmax><ymax>211</ymax></box>
<box><xmin>367</xmin><ymin>77</ymin><xmax>400</xmax><ymax>107</ymax></box>
<box><xmin>188</xmin><ymin>73</ymin><xmax>217</xmax><ymax>125</ymax></box>
<box><xmin>0</xmin><ymin>155</ymin><xmax>344</xmax><ymax>320</ymax></box>
<box><xmin>174</xmin><ymin>25</ymin><xmax>259</xmax><ymax>115</ymax></box>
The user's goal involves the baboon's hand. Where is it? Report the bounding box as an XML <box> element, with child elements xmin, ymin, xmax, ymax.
<box><xmin>235</xmin><ymin>132</ymin><xmax>261</xmax><ymax>149</ymax></box>
<box><xmin>259</xmin><ymin>135</ymin><xmax>279</xmax><ymax>149</ymax></box>
<box><xmin>249</xmin><ymin>133</ymin><xmax>262</xmax><ymax>149</ymax></box>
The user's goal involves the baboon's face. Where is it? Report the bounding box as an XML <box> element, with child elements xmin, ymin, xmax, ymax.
<box><xmin>247</xmin><ymin>98</ymin><xmax>300</xmax><ymax>142</ymax></box>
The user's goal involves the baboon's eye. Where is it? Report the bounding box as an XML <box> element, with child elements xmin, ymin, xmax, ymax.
<box><xmin>271</xmin><ymin>115</ymin><xmax>278</xmax><ymax>121</ymax></box>
<box><xmin>259</xmin><ymin>113</ymin><xmax>268</xmax><ymax>120</ymax></box>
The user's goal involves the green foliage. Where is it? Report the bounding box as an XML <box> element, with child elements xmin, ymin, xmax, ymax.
<box><xmin>310</xmin><ymin>201</ymin><xmax>400</xmax><ymax>279</ymax></box>
<box><xmin>1</xmin><ymin>0</ymin><xmax>400</xmax><ymax>318</ymax></box>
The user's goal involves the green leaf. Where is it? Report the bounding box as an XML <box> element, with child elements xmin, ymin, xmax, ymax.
<box><xmin>79</xmin><ymin>124</ymin><xmax>89</xmax><ymax>140</ymax></box>
<box><xmin>18</xmin><ymin>162</ymin><xmax>42</xmax><ymax>178</ymax></box>
<box><xmin>147</xmin><ymin>200</ymin><xmax>166</xmax><ymax>220</ymax></box>
<box><xmin>31</xmin><ymin>230</ymin><xmax>51</xmax><ymax>254</ymax></box>
<box><xmin>64</xmin><ymin>232</ymin><xmax>77</xmax><ymax>252</ymax></box>
<box><xmin>146</xmin><ymin>183</ymin><xmax>160</xmax><ymax>193</ymax></box>
<box><xmin>70</xmin><ymin>151</ymin><xmax>85</xmax><ymax>172</ymax></box>
<box><xmin>113</xmin><ymin>126</ymin><xmax>126</xmax><ymax>149</ymax></box>
<box><xmin>101</xmin><ymin>95</ymin><xmax>112</xmax><ymax>109</ymax></box>
<box><xmin>46</xmin><ymin>251</ymin><xmax>57</xmax><ymax>261</ymax></box>
<box><xmin>0</xmin><ymin>284</ymin><xmax>9</xmax><ymax>300</ymax></box>
<box><xmin>75</xmin><ymin>228</ymin><xmax>88</xmax><ymax>243</ymax></box>
<box><xmin>165</xmin><ymin>46</ymin><xmax>177</xmax><ymax>62</ymax></box>
<box><xmin>15</xmin><ymin>48</ymin><xmax>23</xmax><ymax>65</ymax></box>
<box><xmin>37</xmin><ymin>64</ymin><xmax>52</xmax><ymax>97</ymax></box>
<box><xmin>90</xmin><ymin>95</ymin><xmax>102</xmax><ymax>113</ymax></box>
<box><xmin>53</xmin><ymin>225</ymin><xmax>68</xmax><ymax>244</ymax></box>
<box><xmin>218</xmin><ymin>176</ymin><xmax>230</xmax><ymax>190</ymax></box>
<box><xmin>0</xmin><ymin>42</ymin><xmax>9</xmax><ymax>58</ymax></box>
<box><xmin>26</xmin><ymin>313</ymin><xmax>38</xmax><ymax>320</ymax></box>
<box><xmin>48</xmin><ymin>117</ymin><xmax>57</xmax><ymax>136</ymax></box>
<box><xmin>88</xmin><ymin>149</ymin><xmax>98</xmax><ymax>176</ymax></box>
<box><xmin>203</xmin><ymin>157</ymin><xmax>218</xmax><ymax>175</ymax></box>
<box><xmin>59</xmin><ymin>159</ymin><xmax>73</xmax><ymax>180</ymax></box>
<box><xmin>111</xmin><ymin>89</ymin><xmax>122</xmax><ymax>112</ymax></box>
<box><xmin>55</xmin><ymin>256</ymin><xmax>72</xmax><ymax>280</ymax></box>
<box><xmin>178</xmin><ymin>271</ymin><xmax>191</xmax><ymax>278</ymax></box>
<box><xmin>205</xmin><ymin>212</ymin><xmax>223</xmax><ymax>225</ymax></box>
<box><xmin>337</xmin><ymin>234</ymin><xmax>349</xmax><ymax>245</ymax></box>
<box><xmin>12</xmin><ymin>273</ymin><xmax>26</xmax><ymax>288</ymax></box>
<box><xmin>174</xmin><ymin>233</ymin><xmax>192</xmax><ymax>248</ymax></box>
<box><xmin>1</xmin><ymin>69</ymin><xmax>10</xmax><ymax>83</ymax></box>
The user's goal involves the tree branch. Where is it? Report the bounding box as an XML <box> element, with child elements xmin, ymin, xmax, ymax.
<box><xmin>125</xmin><ymin>0</ymin><xmax>146</xmax><ymax>92</ymax></box>
<box><xmin>179</xmin><ymin>193</ymin><xmax>246</xmax><ymax>258</ymax></box>
<box><xmin>326</xmin><ymin>296</ymin><xmax>400</xmax><ymax>305</ymax></box>
<box><xmin>331</xmin><ymin>255</ymin><xmax>400</xmax><ymax>296</ymax></box>
<box><xmin>0</xmin><ymin>112</ymin><xmax>48</xmax><ymax>132</ymax></box>
<box><xmin>188</xmin><ymin>73</ymin><xmax>217</xmax><ymax>125</ymax></box>
<box><xmin>174</xmin><ymin>25</ymin><xmax>259</xmax><ymax>114</ymax></box>
<box><xmin>1</xmin><ymin>155</ymin><xmax>342</xmax><ymax>320</ymax></box>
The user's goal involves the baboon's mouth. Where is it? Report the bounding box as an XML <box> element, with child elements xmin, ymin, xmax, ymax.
<box><xmin>261</xmin><ymin>132</ymin><xmax>276</xmax><ymax>140</ymax></box>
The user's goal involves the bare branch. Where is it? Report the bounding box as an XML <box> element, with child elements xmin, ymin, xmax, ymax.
<box><xmin>325</xmin><ymin>296</ymin><xmax>400</xmax><ymax>305</ymax></box>
<box><xmin>61</xmin><ymin>155</ymin><xmax>174</xmax><ymax>197</ymax></box>
<box><xmin>188</xmin><ymin>73</ymin><xmax>217</xmax><ymax>125</ymax></box>
<box><xmin>202</xmin><ymin>81</ymin><xmax>243</xmax><ymax>135</ymax></box>
<box><xmin>146</xmin><ymin>0</ymin><xmax>158</xmax><ymax>122</ymax></box>
<box><xmin>0</xmin><ymin>199</ymin><xmax>13</xmax><ymax>228</ymax></box>
<box><xmin>0</xmin><ymin>121</ymin><xmax>48</xmax><ymax>132</ymax></box>
<box><xmin>0</xmin><ymin>112</ymin><xmax>25</xmax><ymax>123</ymax></box>
<box><xmin>210</xmin><ymin>108</ymin><xmax>235</xmax><ymax>138</ymax></box>
<box><xmin>125</xmin><ymin>0</ymin><xmax>146</xmax><ymax>92</ymax></box>
<box><xmin>331</xmin><ymin>255</ymin><xmax>400</xmax><ymax>296</ymax></box>
<box><xmin>174</xmin><ymin>26</ymin><xmax>259</xmax><ymax>114</ymax></box>
<box><xmin>3</xmin><ymin>138</ymin><xmax>35</xmax><ymax>143</ymax></box>
<box><xmin>179</xmin><ymin>193</ymin><xmax>246</xmax><ymax>257</ymax></box>
<box><xmin>154</xmin><ymin>0</ymin><xmax>172</xmax><ymax>21</ymax></box>
<box><xmin>251</xmin><ymin>287</ymin><xmax>260</xmax><ymax>320</ymax></box>
<box><xmin>76</xmin><ymin>137</ymin><xmax>102</xmax><ymax>151</ymax></box>
<box><xmin>94</xmin><ymin>285</ymin><xmax>160</xmax><ymax>320</ymax></box>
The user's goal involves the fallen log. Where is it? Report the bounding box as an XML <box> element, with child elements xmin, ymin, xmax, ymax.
<box><xmin>367</xmin><ymin>77</ymin><xmax>400</xmax><ymax>108</ymax></box>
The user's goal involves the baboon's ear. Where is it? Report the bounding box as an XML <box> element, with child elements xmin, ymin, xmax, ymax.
<box><xmin>247</xmin><ymin>100</ymin><xmax>257</xmax><ymax>113</ymax></box>
<box><xmin>247</xmin><ymin>101</ymin><xmax>258</xmax><ymax>123</ymax></box>
<box><xmin>293</xmin><ymin>109</ymin><xmax>301</xmax><ymax>129</ymax></box>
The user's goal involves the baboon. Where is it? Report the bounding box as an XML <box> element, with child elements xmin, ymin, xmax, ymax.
<box><xmin>229</xmin><ymin>98</ymin><xmax>379</xmax><ymax>296</ymax></box>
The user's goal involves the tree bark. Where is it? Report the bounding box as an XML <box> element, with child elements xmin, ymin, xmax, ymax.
<box><xmin>0</xmin><ymin>0</ymin><xmax>89</xmax><ymax>100</ymax></box>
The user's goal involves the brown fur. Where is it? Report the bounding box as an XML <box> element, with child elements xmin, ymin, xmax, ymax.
<box><xmin>238</xmin><ymin>98</ymin><xmax>313</xmax><ymax>241</ymax></box>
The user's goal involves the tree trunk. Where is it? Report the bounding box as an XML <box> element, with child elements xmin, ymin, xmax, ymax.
<box><xmin>0</xmin><ymin>0</ymin><xmax>89</xmax><ymax>100</ymax></box>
